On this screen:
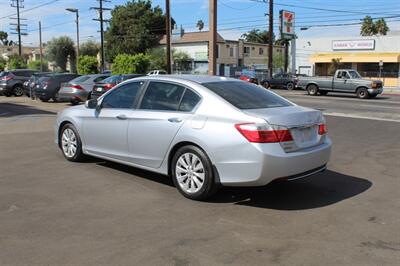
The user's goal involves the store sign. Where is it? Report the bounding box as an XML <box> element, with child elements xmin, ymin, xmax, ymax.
<box><xmin>332</xmin><ymin>40</ymin><xmax>375</xmax><ymax>50</ymax></box>
<box><xmin>280</xmin><ymin>10</ymin><xmax>295</xmax><ymax>39</ymax></box>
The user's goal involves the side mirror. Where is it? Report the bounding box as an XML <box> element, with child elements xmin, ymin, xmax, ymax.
<box><xmin>85</xmin><ymin>98</ymin><xmax>98</xmax><ymax>109</ymax></box>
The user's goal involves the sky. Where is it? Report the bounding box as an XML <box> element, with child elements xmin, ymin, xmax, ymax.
<box><xmin>0</xmin><ymin>0</ymin><xmax>399</xmax><ymax>47</ymax></box>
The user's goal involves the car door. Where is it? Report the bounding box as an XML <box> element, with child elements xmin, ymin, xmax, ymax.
<box><xmin>128</xmin><ymin>81</ymin><xmax>201</xmax><ymax>168</ymax></box>
<box><xmin>82</xmin><ymin>81</ymin><xmax>145</xmax><ymax>161</ymax></box>
<box><xmin>333</xmin><ymin>71</ymin><xmax>350</xmax><ymax>91</ymax></box>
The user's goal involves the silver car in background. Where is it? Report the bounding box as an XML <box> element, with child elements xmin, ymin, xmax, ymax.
<box><xmin>55</xmin><ymin>75</ymin><xmax>332</xmax><ymax>200</ymax></box>
<box><xmin>58</xmin><ymin>74</ymin><xmax>110</xmax><ymax>104</ymax></box>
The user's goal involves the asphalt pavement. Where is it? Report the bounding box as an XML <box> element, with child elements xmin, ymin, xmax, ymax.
<box><xmin>0</xmin><ymin>95</ymin><xmax>399</xmax><ymax>265</ymax></box>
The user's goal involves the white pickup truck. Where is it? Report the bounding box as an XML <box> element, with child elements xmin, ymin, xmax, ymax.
<box><xmin>297</xmin><ymin>69</ymin><xmax>383</xmax><ymax>99</ymax></box>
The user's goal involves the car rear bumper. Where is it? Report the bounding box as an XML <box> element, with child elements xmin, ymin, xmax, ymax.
<box><xmin>34</xmin><ymin>88</ymin><xmax>52</xmax><ymax>98</ymax></box>
<box><xmin>215</xmin><ymin>138</ymin><xmax>332</xmax><ymax>187</ymax></box>
<box><xmin>58</xmin><ymin>88</ymin><xmax>89</xmax><ymax>102</ymax></box>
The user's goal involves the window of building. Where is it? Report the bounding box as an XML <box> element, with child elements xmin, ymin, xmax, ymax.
<box><xmin>244</xmin><ymin>46</ymin><xmax>250</xmax><ymax>54</ymax></box>
<box><xmin>259</xmin><ymin>48</ymin><xmax>264</xmax><ymax>55</ymax></box>
<box><xmin>229</xmin><ymin>47</ymin><xmax>234</xmax><ymax>57</ymax></box>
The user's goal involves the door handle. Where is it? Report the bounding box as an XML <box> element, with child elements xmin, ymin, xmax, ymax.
<box><xmin>168</xmin><ymin>117</ymin><xmax>183</xmax><ymax>123</ymax></box>
<box><xmin>116</xmin><ymin>114</ymin><xmax>128</xmax><ymax>120</ymax></box>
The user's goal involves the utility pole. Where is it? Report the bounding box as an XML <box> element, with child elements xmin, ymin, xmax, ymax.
<box><xmin>39</xmin><ymin>21</ymin><xmax>43</xmax><ymax>72</ymax></box>
<box><xmin>92</xmin><ymin>0</ymin><xmax>111</xmax><ymax>73</ymax></box>
<box><xmin>66</xmin><ymin>8</ymin><xmax>79</xmax><ymax>73</ymax></box>
<box><xmin>268</xmin><ymin>0</ymin><xmax>273</xmax><ymax>78</ymax></box>
<box><xmin>10</xmin><ymin>0</ymin><xmax>27</xmax><ymax>56</ymax></box>
<box><xmin>208</xmin><ymin>0</ymin><xmax>217</xmax><ymax>75</ymax></box>
<box><xmin>165</xmin><ymin>0</ymin><xmax>171</xmax><ymax>74</ymax></box>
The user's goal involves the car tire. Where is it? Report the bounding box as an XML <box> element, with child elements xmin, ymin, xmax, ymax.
<box><xmin>13</xmin><ymin>85</ymin><xmax>24</xmax><ymax>96</ymax></box>
<box><xmin>319</xmin><ymin>91</ymin><xmax>328</xmax><ymax>96</ymax></box>
<box><xmin>70</xmin><ymin>99</ymin><xmax>79</xmax><ymax>105</ymax></box>
<box><xmin>52</xmin><ymin>90</ymin><xmax>60</xmax><ymax>102</ymax></box>
<box><xmin>59</xmin><ymin>123</ymin><xmax>86</xmax><ymax>162</ymax></box>
<box><xmin>263</xmin><ymin>81</ymin><xmax>270</xmax><ymax>89</ymax></box>
<box><xmin>307</xmin><ymin>84</ymin><xmax>318</xmax><ymax>96</ymax></box>
<box><xmin>357</xmin><ymin>87</ymin><xmax>370</xmax><ymax>99</ymax></box>
<box><xmin>171</xmin><ymin>145</ymin><xmax>218</xmax><ymax>201</ymax></box>
<box><xmin>286</xmin><ymin>82</ymin><xmax>295</xmax><ymax>90</ymax></box>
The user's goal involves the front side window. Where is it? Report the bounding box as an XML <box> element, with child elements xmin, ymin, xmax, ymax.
<box><xmin>140</xmin><ymin>82</ymin><xmax>185</xmax><ymax>111</ymax></box>
<box><xmin>203</xmin><ymin>81</ymin><xmax>292</xmax><ymax>110</ymax></box>
<box><xmin>102</xmin><ymin>81</ymin><xmax>144</xmax><ymax>109</ymax></box>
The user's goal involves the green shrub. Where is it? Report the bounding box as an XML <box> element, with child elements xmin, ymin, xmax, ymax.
<box><xmin>77</xmin><ymin>55</ymin><xmax>99</xmax><ymax>75</ymax></box>
<box><xmin>7</xmin><ymin>55</ymin><xmax>27</xmax><ymax>69</ymax></box>
<box><xmin>111</xmin><ymin>53</ymin><xmax>150</xmax><ymax>75</ymax></box>
<box><xmin>27</xmin><ymin>60</ymin><xmax>49</xmax><ymax>71</ymax></box>
<box><xmin>0</xmin><ymin>57</ymin><xmax>6</xmax><ymax>71</ymax></box>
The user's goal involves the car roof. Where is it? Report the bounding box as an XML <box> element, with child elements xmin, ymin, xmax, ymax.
<box><xmin>138</xmin><ymin>75</ymin><xmax>238</xmax><ymax>84</ymax></box>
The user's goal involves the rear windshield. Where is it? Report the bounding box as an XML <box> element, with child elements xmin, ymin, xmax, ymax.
<box><xmin>0</xmin><ymin>71</ymin><xmax>8</xmax><ymax>77</ymax></box>
<box><xmin>203</xmin><ymin>81</ymin><xmax>293</xmax><ymax>110</ymax></box>
<box><xmin>70</xmin><ymin>75</ymin><xmax>91</xmax><ymax>83</ymax></box>
<box><xmin>38</xmin><ymin>77</ymin><xmax>50</xmax><ymax>83</ymax></box>
<box><xmin>101</xmin><ymin>75</ymin><xmax>120</xmax><ymax>84</ymax></box>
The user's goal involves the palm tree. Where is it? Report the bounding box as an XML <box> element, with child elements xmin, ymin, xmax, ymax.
<box><xmin>375</xmin><ymin>18</ymin><xmax>389</xmax><ymax>35</ymax></box>
<box><xmin>360</xmin><ymin>16</ymin><xmax>376</xmax><ymax>36</ymax></box>
<box><xmin>196</xmin><ymin>20</ymin><xmax>204</xmax><ymax>32</ymax></box>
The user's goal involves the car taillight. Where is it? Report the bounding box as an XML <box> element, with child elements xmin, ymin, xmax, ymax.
<box><xmin>235</xmin><ymin>123</ymin><xmax>293</xmax><ymax>143</ymax></box>
<box><xmin>1</xmin><ymin>74</ymin><xmax>14</xmax><ymax>81</ymax></box>
<box><xmin>71</xmin><ymin>84</ymin><xmax>84</xmax><ymax>90</ymax></box>
<box><xmin>318</xmin><ymin>124</ymin><xmax>328</xmax><ymax>135</ymax></box>
<box><xmin>104</xmin><ymin>83</ymin><xmax>113</xmax><ymax>90</ymax></box>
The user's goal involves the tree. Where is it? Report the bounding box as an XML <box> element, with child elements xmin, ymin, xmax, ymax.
<box><xmin>328</xmin><ymin>58</ymin><xmax>342</xmax><ymax>75</ymax></box>
<box><xmin>7</xmin><ymin>55</ymin><xmax>27</xmax><ymax>69</ymax></box>
<box><xmin>78</xmin><ymin>56</ymin><xmax>99</xmax><ymax>74</ymax></box>
<box><xmin>173</xmin><ymin>50</ymin><xmax>191</xmax><ymax>71</ymax></box>
<box><xmin>147</xmin><ymin>47</ymin><xmax>167</xmax><ymax>70</ymax></box>
<box><xmin>0</xmin><ymin>31</ymin><xmax>14</xmax><ymax>46</ymax></box>
<box><xmin>273</xmin><ymin>52</ymin><xmax>285</xmax><ymax>72</ymax></box>
<box><xmin>0</xmin><ymin>57</ymin><xmax>6</xmax><ymax>71</ymax></box>
<box><xmin>241</xmin><ymin>29</ymin><xmax>274</xmax><ymax>44</ymax></box>
<box><xmin>80</xmin><ymin>41</ymin><xmax>100</xmax><ymax>57</ymax></box>
<box><xmin>46</xmin><ymin>36</ymin><xmax>76</xmax><ymax>72</ymax></box>
<box><xmin>28</xmin><ymin>60</ymin><xmax>49</xmax><ymax>71</ymax></box>
<box><xmin>375</xmin><ymin>18</ymin><xmax>389</xmax><ymax>35</ymax></box>
<box><xmin>196</xmin><ymin>20</ymin><xmax>204</xmax><ymax>31</ymax></box>
<box><xmin>105</xmin><ymin>0</ymin><xmax>171</xmax><ymax>62</ymax></box>
<box><xmin>111</xmin><ymin>53</ymin><xmax>150</xmax><ymax>74</ymax></box>
<box><xmin>360</xmin><ymin>16</ymin><xmax>376</xmax><ymax>36</ymax></box>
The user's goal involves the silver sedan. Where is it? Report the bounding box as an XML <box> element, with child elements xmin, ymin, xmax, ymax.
<box><xmin>55</xmin><ymin>75</ymin><xmax>331</xmax><ymax>200</ymax></box>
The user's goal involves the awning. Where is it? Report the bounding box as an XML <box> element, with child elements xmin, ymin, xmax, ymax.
<box><xmin>310</xmin><ymin>52</ymin><xmax>400</xmax><ymax>63</ymax></box>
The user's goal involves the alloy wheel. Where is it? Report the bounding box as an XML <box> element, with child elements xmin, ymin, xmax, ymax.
<box><xmin>175</xmin><ymin>153</ymin><xmax>205</xmax><ymax>194</ymax></box>
<box><xmin>61</xmin><ymin>128</ymin><xmax>77</xmax><ymax>158</ymax></box>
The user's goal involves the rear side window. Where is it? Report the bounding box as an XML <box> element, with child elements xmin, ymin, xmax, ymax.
<box><xmin>102</xmin><ymin>81</ymin><xmax>144</xmax><ymax>109</ymax></box>
<box><xmin>93</xmin><ymin>76</ymin><xmax>109</xmax><ymax>82</ymax></box>
<box><xmin>140</xmin><ymin>82</ymin><xmax>185</xmax><ymax>111</ymax></box>
<box><xmin>179</xmin><ymin>89</ymin><xmax>201</xmax><ymax>112</ymax></box>
<box><xmin>71</xmin><ymin>76</ymin><xmax>91</xmax><ymax>83</ymax></box>
<box><xmin>203</xmin><ymin>81</ymin><xmax>292</xmax><ymax>110</ymax></box>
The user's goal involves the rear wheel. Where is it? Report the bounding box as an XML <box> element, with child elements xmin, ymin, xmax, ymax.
<box><xmin>357</xmin><ymin>87</ymin><xmax>370</xmax><ymax>99</ymax></box>
<box><xmin>171</xmin><ymin>145</ymin><xmax>218</xmax><ymax>201</ymax></box>
<box><xmin>13</xmin><ymin>85</ymin><xmax>23</xmax><ymax>96</ymax></box>
<box><xmin>307</xmin><ymin>84</ymin><xmax>318</xmax><ymax>96</ymax></box>
<box><xmin>286</xmin><ymin>82</ymin><xmax>295</xmax><ymax>90</ymax></box>
<box><xmin>52</xmin><ymin>91</ymin><xmax>60</xmax><ymax>102</ymax></box>
<box><xmin>262</xmin><ymin>81</ymin><xmax>270</xmax><ymax>89</ymax></box>
<box><xmin>60</xmin><ymin>123</ymin><xmax>85</xmax><ymax>162</ymax></box>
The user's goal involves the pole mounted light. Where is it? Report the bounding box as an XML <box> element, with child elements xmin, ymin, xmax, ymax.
<box><xmin>66</xmin><ymin>8</ymin><xmax>79</xmax><ymax>73</ymax></box>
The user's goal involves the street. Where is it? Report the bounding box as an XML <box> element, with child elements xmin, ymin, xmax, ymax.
<box><xmin>0</xmin><ymin>94</ymin><xmax>399</xmax><ymax>265</ymax></box>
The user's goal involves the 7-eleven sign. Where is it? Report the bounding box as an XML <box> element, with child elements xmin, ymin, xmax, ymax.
<box><xmin>280</xmin><ymin>10</ymin><xmax>295</xmax><ymax>39</ymax></box>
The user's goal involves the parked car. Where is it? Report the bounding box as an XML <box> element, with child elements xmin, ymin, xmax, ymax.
<box><xmin>23</xmin><ymin>72</ymin><xmax>53</xmax><ymax>98</ymax></box>
<box><xmin>297</xmin><ymin>69</ymin><xmax>383</xmax><ymax>99</ymax></box>
<box><xmin>239</xmin><ymin>75</ymin><xmax>259</xmax><ymax>85</ymax></box>
<box><xmin>0</xmin><ymin>69</ymin><xmax>38</xmax><ymax>96</ymax></box>
<box><xmin>148</xmin><ymin>70</ymin><xmax>167</xmax><ymax>76</ymax></box>
<box><xmin>261</xmin><ymin>73</ymin><xmax>297</xmax><ymax>90</ymax></box>
<box><xmin>34</xmin><ymin>73</ymin><xmax>80</xmax><ymax>102</ymax></box>
<box><xmin>90</xmin><ymin>74</ymin><xmax>144</xmax><ymax>99</ymax></box>
<box><xmin>55</xmin><ymin>75</ymin><xmax>331</xmax><ymax>200</ymax></box>
<box><xmin>58</xmin><ymin>74</ymin><xmax>110</xmax><ymax>105</ymax></box>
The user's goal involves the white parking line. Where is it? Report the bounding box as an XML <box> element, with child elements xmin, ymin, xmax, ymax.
<box><xmin>324</xmin><ymin>112</ymin><xmax>400</xmax><ymax>123</ymax></box>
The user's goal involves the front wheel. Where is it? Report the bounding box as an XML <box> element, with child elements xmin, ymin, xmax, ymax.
<box><xmin>357</xmin><ymin>88</ymin><xmax>370</xmax><ymax>99</ymax></box>
<box><xmin>262</xmin><ymin>81</ymin><xmax>270</xmax><ymax>89</ymax></box>
<box><xmin>286</xmin><ymin>82</ymin><xmax>295</xmax><ymax>90</ymax></box>
<box><xmin>60</xmin><ymin>123</ymin><xmax>86</xmax><ymax>162</ymax></box>
<box><xmin>13</xmin><ymin>85</ymin><xmax>24</xmax><ymax>96</ymax></box>
<box><xmin>171</xmin><ymin>145</ymin><xmax>218</xmax><ymax>201</ymax></box>
<box><xmin>307</xmin><ymin>84</ymin><xmax>318</xmax><ymax>96</ymax></box>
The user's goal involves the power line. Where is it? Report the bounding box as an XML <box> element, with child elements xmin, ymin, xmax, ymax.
<box><xmin>0</xmin><ymin>0</ymin><xmax>61</xmax><ymax>20</ymax></box>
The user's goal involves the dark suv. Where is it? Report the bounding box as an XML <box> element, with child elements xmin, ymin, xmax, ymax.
<box><xmin>261</xmin><ymin>73</ymin><xmax>298</xmax><ymax>90</ymax></box>
<box><xmin>34</xmin><ymin>73</ymin><xmax>80</xmax><ymax>102</ymax></box>
<box><xmin>0</xmin><ymin>69</ymin><xmax>38</xmax><ymax>96</ymax></box>
<box><xmin>23</xmin><ymin>72</ymin><xmax>53</xmax><ymax>98</ymax></box>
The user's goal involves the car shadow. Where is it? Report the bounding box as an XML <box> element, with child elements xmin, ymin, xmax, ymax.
<box><xmin>209</xmin><ymin>170</ymin><xmax>372</xmax><ymax>210</ymax></box>
<box><xmin>0</xmin><ymin>102</ymin><xmax>56</xmax><ymax>117</ymax></box>
<box><xmin>92</xmin><ymin>160</ymin><xmax>371</xmax><ymax>210</ymax></box>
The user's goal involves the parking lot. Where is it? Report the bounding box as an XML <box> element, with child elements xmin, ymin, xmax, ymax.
<box><xmin>0</xmin><ymin>92</ymin><xmax>399</xmax><ymax>265</ymax></box>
